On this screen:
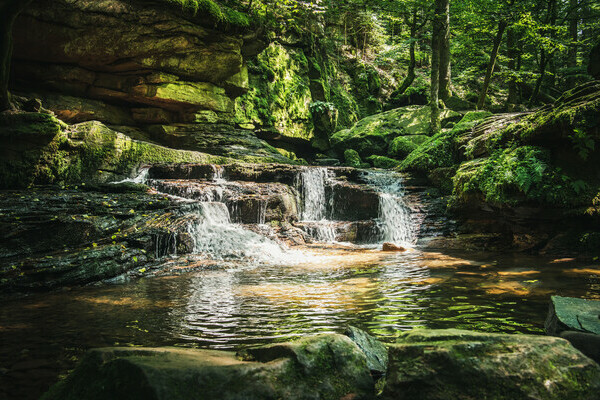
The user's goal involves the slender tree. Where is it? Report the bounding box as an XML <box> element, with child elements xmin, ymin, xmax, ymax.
<box><xmin>438</xmin><ymin>0</ymin><xmax>451</xmax><ymax>102</ymax></box>
<box><xmin>430</xmin><ymin>0</ymin><xmax>447</xmax><ymax>133</ymax></box>
<box><xmin>477</xmin><ymin>20</ymin><xmax>508</xmax><ymax>109</ymax></box>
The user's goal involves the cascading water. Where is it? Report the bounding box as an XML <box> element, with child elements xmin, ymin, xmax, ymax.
<box><xmin>296</xmin><ymin>167</ymin><xmax>329</xmax><ymax>221</ymax></box>
<box><xmin>363</xmin><ymin>170</ymin><xmax>417</xmax><ymax>246</ymax></box>
<box><xmin>186</xmin><ymin>202</ymin><xmax>293</xmax><ymax>264</ymax></box>
<box><xmin>296</xmin><ymin>167</ymin><xmax>337</xmax><ymax>242</ymax></box>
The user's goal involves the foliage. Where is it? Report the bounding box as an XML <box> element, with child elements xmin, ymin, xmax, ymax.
<box><xmin>162</xmin><ymin>0</ymin><xmax>250</xmax><ymax>27</ymax></box>
<box><xmin>452</xmin><ymin>145</ymin><xmax>590</xmax><ymax>206</ymax></box>
<box><xmin>569</xmin><ymin>128</ymin><xmax>595</xmax><ymax>160</ymax></box>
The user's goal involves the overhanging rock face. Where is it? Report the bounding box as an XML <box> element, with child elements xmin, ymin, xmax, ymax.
<box><xmin>11</xmin><ymin>0</ymin><xmax>249</xmax><ymax>126</ymax></box>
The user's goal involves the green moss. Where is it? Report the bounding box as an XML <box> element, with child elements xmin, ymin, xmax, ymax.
<box><xmin>399</xmin><ymin>129</ymin><xmax>460</xmax><ymax>173</ymax></box>
<box><xmin>451</xmin><ymin>146</ymin><xmax>590</xmax><ymax>207</ymax></box>
<box><xmin>344</xmin><ymin>149</ymin><xmax>362</xmax><ymax>168</ymax></box>
<box><xmin>458</xmin><ymin>111</ymin><xmax>493</xmax><ymax>124</ymax></box>
<box><xmin>366</xmin><ymin>155</ymin><xmax>400</xmax><ymax>169</ymax></box>
<box><xmin>388</xmin><ymin>135</ymin><xmax>428</xmax><ymax>159</ymax></box>
<box><xmin>234</xmin><ymin>44</ymin><xmax>313</xmax><ymax>139</ymax></box>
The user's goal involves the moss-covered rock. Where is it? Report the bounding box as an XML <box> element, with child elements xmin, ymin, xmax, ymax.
<box><xmin>344</xmin><ymin>148</ymin><xmax>363</xmax><ymax>168</ymax></box>
<box><xmin>387</xmin><ymin>135</ymin><xmax>428</xmax><ymax>159</ymax></box>
<box><xmin>42</xmin><ymin>334</ymin><xmax>374</xmax><ymax>400</ymax></box>
<box><xmin>0</xmin><ymin>113</ymin><xmax>232</xmax><ymax>188</ymax></box>
<box><xmin>366</xmin><ymin>155</ymin><xmax>400</xmax><ymax>169</ymax></box>
<box><xmin>399</xmin><ymin>111</ymin><xmax>493</xmax><ymax>173</ymax></box>
<box><xmin>234</xmin><ymin>43</ymin><xmax>313</xmax><ymax>140</ymax></box>
<box><xmin>330</xmin><ymin>106</ymin><xmax>461</xmax><ymax>158</ymax></box>
<box><xmin>382</xmin><ymin>329</ymin><xmax>600</xmax><ymax>400</ymax></box>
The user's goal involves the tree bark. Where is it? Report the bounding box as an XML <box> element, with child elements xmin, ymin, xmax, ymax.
<box><xmin>430</xmin><ymin>0</ymin><xmax>444</xmax><ymax>134</ymax></box>
<box><xmin>438</xmin><ymin>0</ymin><xmax>451</xmax><ymax>103</ymax></box>
<box><xmin>477</xmin><ymin>20</ymin><xmax>507</xmax><ymax>110</ymax></box>
<box><xmin>567</xmin><ymin>0</ymin><xmax>578</xmax><ymax>67</ymax></box>
<box><xmin>506</xmin><ymin>26</ymin><xmax>520</xmax><ymax>109</ymax></box>
<box><xmin>397</xmin><ymin>11</ymin><xmax>418</xmax><ymax>94</ymax></box>
<box><xmin>0</xmin><ymin>0</ymin><xmax>34</xmax><ymax>111</ymax></box>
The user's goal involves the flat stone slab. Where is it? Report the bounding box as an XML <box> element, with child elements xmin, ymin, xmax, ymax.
<box><xmin>545</xmin><ymin>295</ymin><xmax>600</xmax><ymax>335</ymax></box>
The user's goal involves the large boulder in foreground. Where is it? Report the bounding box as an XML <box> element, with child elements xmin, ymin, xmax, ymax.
<box><xmin>382</xmin><ymin>329</ymin><xmax>600</xmax><ymax>400</ymax></box>
<box><xmin>42</xmin><ymin>334</ymin><xmax>374</xmax><ymax>400</ymax></box>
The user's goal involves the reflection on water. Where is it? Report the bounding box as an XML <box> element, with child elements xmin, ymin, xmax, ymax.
<box><xmin>1</xmin><ymin>249</ymin><xmax>599</xmax><ymax>399</ymax></box>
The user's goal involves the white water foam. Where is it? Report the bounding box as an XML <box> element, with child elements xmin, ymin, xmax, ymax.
<box><xmin>112</xmin><ymin>167</ymin><xmax>149</xmax><ymax>184</ymax></box>
<box><xmin>187</xmin><ymin>202</ymin><xmax>304</xmax><ymax>264</ymax></box>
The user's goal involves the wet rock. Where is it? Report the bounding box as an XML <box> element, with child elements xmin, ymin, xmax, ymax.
<box><xmin>545</xmin><ymin>295</ymin><xmax>600</xmax><ymax>336</ymax></box>
<box><xmin>42</xmin><ymin>335</ymin><xmax>374</xmax><ymax>400</ymax></box>
<box><xmin>328</xmin><ymin>181</ymin><xmax>380</xmax><ymax>221</ymax></box>
<box><xmin>382</xmin><ymin>329</ymin><xmax>600</xmax><ymax>400</ymax></box>
<box><xmin>0</xmin><ymin>188</ymin><xmax>200</xmax><ymax>294</ymax></box>
<box><xmin>344</xmin><ymin>326</ymin><xmax>388</xmax><ymax>377</ymax></box>
<box><xmin>382</xmin><ymin>242</ymin><xmax>406</xmax><ymax>252</ymax></box>
<box><xmin>294</xmin><ymin>220</ymin><xmax>379</xmax><ymax>243</ymax></box>
<box><xmin>149</xmin><ymin>179</ymin><xmax>299</xmax><ymax>224</ymax></box>
<box><xmin>148</xmin><ymin>164</ymin><xmax>221</xmax><ymax>180</ymax></box>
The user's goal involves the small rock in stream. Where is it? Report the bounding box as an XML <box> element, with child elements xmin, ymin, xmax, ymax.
<box><xmin>382</xmin><ymin>242</ymin><xmax>406</xmax><ymax>252</ymax></box>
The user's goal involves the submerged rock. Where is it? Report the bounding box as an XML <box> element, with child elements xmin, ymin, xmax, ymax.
<box><xmin>382</xmin><ymin>329</ymin><xmax>600</xmax><ymax>400</ymax></box>
<box><xmin>42</xmin><ymin>334</ymin><xmax>374</xmax><ymax>400</ymax></box>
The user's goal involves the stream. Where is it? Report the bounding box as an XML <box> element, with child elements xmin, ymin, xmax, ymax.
<box><xmin>1</xmin><ymin>166</ymin><xmax>599</xmax><ymax>399</ymax></box>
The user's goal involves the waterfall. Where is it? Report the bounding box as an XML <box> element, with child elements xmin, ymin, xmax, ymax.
<box><xmin>363</xmin><ymin>170</ymin><xmax>416</xmax><ymax>246</ymax></box>
<box><xmin>296</xmin><ymin>167</ymin><xmax>337</xmax><ymax>242</ymax></box>
<box><xmin>296</xmin><ymin>167</ymin><xmax>329</xmax><ymax>221</ymax></box>
<box><xmin>187</xmin><ymin>203</ymin><xmax>293</xmax><ymax>264</ymax></box>
<box><xmin>112</xmin><ymin>167</ymin><xmax>149</xmax><ymax>185</ymax></box>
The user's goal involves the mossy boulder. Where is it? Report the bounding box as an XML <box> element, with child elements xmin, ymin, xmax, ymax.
<box><xmin>399</xmin><ymin>111</ymin><xmax>493</xmax><ymax>173</ymax></box>
<box><xmin>382</xmin><ymin>329</ymin><xmax>600</xmax><ymax>400</ymax></box>
<box><xmin>387</xmin><ymin>135</ymin><xmax>428</xmax><ymax>159</ymax></box>
<box><xmin>344</xmin><ymin>149</ymin><xmax>363</xmax><ymax>168</ymax></box>
<box><xmin>366</xmin><ymin>155</ymin><xmax>400</xmax><ymax>169</ymax></box>
<box><xmin>42</xmin><ymin>334</ymin><xmax>374</xmax><ymax>400</ymax></box>
<box><xmin>330</xmin><ymin>106</ymin><xmax>461</xmax><ymax>158</ymax></box>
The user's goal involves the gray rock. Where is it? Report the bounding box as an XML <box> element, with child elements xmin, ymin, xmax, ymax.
<box><xmin>545</xmin><ymin>295</ymin><xmax>600</xmax><ymax>335</ymax></box>
<box><xmin>344</xmin><ymin>326</ymin><xmax>388</xmax><ymax>377</ymax></box>
<box><xmin>382</xmin><ymin>329</ymin><xmax>600</xmax><ymax>400</ymax></box>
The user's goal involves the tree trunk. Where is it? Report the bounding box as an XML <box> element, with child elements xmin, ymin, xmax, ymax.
<box><xmin>397</xmin><ymin>11</ymin><xmax>418</xmax><ymax>94</ymax></box>
<box><xmin>430</xmin><ymin>0</ymin><xmax>444</xmax><ymax>133</ymax></box>
<box><xmin>438</xmin><ymin>0</ymin><xmax>451</xmax><ymax>103</ymax></box>
<box><xmin>567</xmin><ymin>0</ymin><xmax>578</xmax><ymax>67</ymax></box>
<box><xmin>528</xmin><ymin>48</ymin><xmax>548</xmax><ymax>106</ymax></box>
<box><xmin>477</xmin><ymin>20</ymin><xmax>507</xmax><ymax>110</ymax></box>
<box><xmin>506</xmin><ymin>26</ymin><xmax>520</xmax><ymax>109</ymax></box>
<box><xmin>0</xmin><ymin>0</ymin><xmax>34</xmax><ymax>111</ymax></box>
